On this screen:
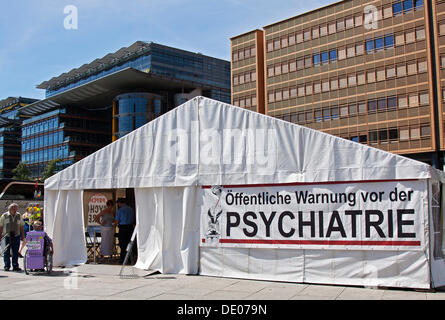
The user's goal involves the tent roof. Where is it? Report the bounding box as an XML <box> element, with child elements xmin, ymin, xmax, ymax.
<box><xmin>45</xmin><ymin>96</ymin><xmax>437</xmax><ymax>191</ymax></box>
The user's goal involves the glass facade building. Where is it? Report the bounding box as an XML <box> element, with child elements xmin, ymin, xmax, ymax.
<box><xmin>23</xmin><ymin>41</ymin><xmax>231</xmax><ymax>178</ymax></box>
<box><xmin>113</xmin><ymin>93</ymin><xmax>162</xmax><ymax>139</ymax></box>
<box><xmin>21</xmin><ymin>107</ymin><xmax>110</xmax><ymax>178</ymax></box>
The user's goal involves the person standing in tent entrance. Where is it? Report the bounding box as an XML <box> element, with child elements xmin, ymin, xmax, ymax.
<box><xmin>93</xmin><ymin>200</ymin><xmax>115</xmax><ymax>259</ymax></box>
<box><xmin>0</xmin><ymin>203</ymin><xmax>26</xmax><ymax>271</ymax></box>
<box><xmin>113</xmin><ymin>198</ymin><xmax>135</xmax><ymax>264</ymax></box>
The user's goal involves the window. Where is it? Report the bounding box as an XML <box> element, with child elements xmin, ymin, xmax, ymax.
<box><xmin>378</xmin><ymin>98</ymin><xmax>387</xmax><ymax>111</ymax></box>
<box><xmin>297</xmin><ymin>58</ymin><xmax>304</xmax><ymax>70</ymax></box>
<box><xmin>289</xmin><ymin>61</ymin><xmax>296</xmax><ymax>72</ymax></box>
<box><xmin>282</xmin><ymin>63</ymin><xmax>289</xmax><ymax>74</ymax></box>
<box><xmin>410</xmin><ymin>128</ymin><xmax>420</xmax><ymax>139</ymax></box>
<box><xmin>407</xmin><ymin>61</ymin><xmax>417</xmax><ymax>75</ymax></box>
<box><xmin>348</xmin><ymin>74</ymin><xmax>357</xmax><ymax>86</ymax></box>
<box><xmin>416</xmin><ymin>28</ymin><xmax>425</xmax><ymax>40</ymax></box>
<box><xmin>397</xmin><ymin>64</ymin><xmax>407</xmax><ymax>77</ymax></box>
<box><xmin>245</xmin><ymin>48</ymin><xmax>250</xmax><ymax>58</ymax></box>
<box><xmin>320</xmin><ymin>25</ymin><xmax>328</xmax><ymax>37</ymax></box>
<box><xmin>289</xmin><ymin>34</ymin><xmax>296</xmax><ymax>46</ymax></box>
<box><xmin>421</xmin><ymin>125</ymin><xmax>430</xmax><ymax>137</ymax></box>
<box><xmin>339</xmin><ymin>76</ymin><xmax>347</xmax><ymax>88</ymax></box>
<box><xmin>356</xmin><ymin>44</ymin><xmax>364</xmax><ymax>56</ymax></box>
<box><xmin>366</xmin><ymin>39</ymin><xmax>374</xmax><ymax>53</ymax></box>
<box><xmin>305</xmin><ymin>56</ymin><xmax>312</xmax><ymax>68</ymax></box>
<box><xmin>375</xmin><ymin>37</ymin><xmax>384</xmax><ymax>50</ymax></box>
<box><xmin>283</xmin><ymin>89</ymin><xmax>289</xmax><ymax>100</ymax></box>
<box><xmin>313</xmin><ymin>54</ymin><xmax>321</xmax><ymax>66</ymax></box>
<box><xmin>322</xmin><ymin>80</ymin><xmax>330</xmax><ymax>92</ymax></box>
<box><xmin>340</xmin><ymin>105</ymin><xmax>349</xmax><ymax>117</ymax></box>
<box><xmin>305</xmin><ymin>83</ymin><xmax>313</xmax><ymax>95</ymax></box>
<box><xmin>367</xmin><ymin>70</ymin><xmax>376</xmax><ymax>83</ymax></box>
<box><xmin>298</xmin><ymin>86</ymin><xmax>305</xmax><ymax>97</ymax></box>
<box><xmin>406</xmin><ymin>30</ymin><xmax>415</xmax><ymax>43</ymax></box>
<box><xmin>379</xmin><ymin>129</ymin><xmax>388</xmax><ymax>142</ymax></box>
<box><xmin>290</xmin><ymin>87</ymin><xmax>297</xmax><ymax>98</ymax></box>
<box><xmin>314</xmin><ymin>82</ymin><xmax>321</xmax><ymax>93</ymax></box>
<box><xmin>346</xmin><ymin>16</ymin><xmax>354</xmax><ymax>29</ymax></box>
<box><xmin>368</xmin><ymin>100</ymin><xmax>377</xmax><ymax>112</ymax></box>
<box><xmin>331</xmin><ymin>107</ymin><xmax>339</xmax><ymax>119</ymax></box>
<box><xmin>399</xmin><ymin>95</ymin><xmax>408</xmax><ymax>108</ymax></box>
<box><xmin>233</xmin><ymin>76</ymin><xmax>239</xmax><ymax>86</ymax></box>
<box><xmin>323</xmin><ymin>108</ymin><xmax>331</xmax><ymax>121</ymax></box>
<box><xmin>268</xmin><ymin>66</ymin><xmax>274</xmax><ymax>77</ymax></box>
<box><xmin>418</xmin><ymin>60</ymin><xmax>427</xmax><ymax>73</ymax></box>
<box><xmin>233</xmin><ymin>52</ymin><xmax>238</xmax><ymax>62</ymax></box>
<box><xmin>338</xmin><ymin>48</ymin><xmax>346</xmax><ymax>60</ymax></box>
<box><xmin>355</xmin><ymin>14</ymin><xmax>363</xmax><ymax>27</ymax></box>
<box><xmin>315</xmin><ymin>109</ymin><xmax>322</xmax><ymax>122</ymax></box>
<box><xmin>329</xmin><ymin>23</ymin><xmax>336</xmax><ymax>34</ymax></box>
<box><xmin>312</xmin><ymin>27</ymin><xmax>319</xmax><ymax>39</ymax></box>
<box><xmin>337</xmin><ymin>19</ymin><xmax>345</xmax><ymax>31</ymax></box>
<box><xmin>358</xmin><ymin>102</ymin><xmax>367</xmax><ymax>113</ymax></box>
<box><xmin>245</xmin><ymin>72</ymin><xmax>251</xmax><ymax>82</ymax></box>
<box><xmin>400</xmin><ymin>129</ymin><xmax>409</xmax><ymax>140</ymax></box>
<box><xmin>414</xmin><ymin>0</ymin><xmax>423</xmax><ymax>8</ymax></box>
<box><xmin>347</xmin><ymin>46</ymin><xmax>355</xmax><ymax>58</ymax></box>
<box><xmin>409</xmin><ymin>93</ymin><xmax>419</xmax><ymax>107</ymax></box>
<box><xmin>419</xmin><ymin>92</ymin><xmax>429</xmax><ymax>105</ymax></box>
<box><xmin>386</xmin><ymin>66</ymin><xmax>396</xmax><ymax>78</ymax></box>
<box><xmin>369</xmin><ymin>131</ymin><xmax>378</xmax><ymax>143</ymax></box>
<box><xmin>275</xmin><ymin>91</ymin><xmax>282</xmax><ymax>102</ymax></box>
<box><xmin>385</xmin><ymin>35</ymin><xmax>394</xmax><ymax>48</ymax></box>
<box><xmin>282</xmin><ymin>37</ymin><xmax>288</xmax><ymax>48</ymax></box>
<box><xmin>403</xmin><ymin>0</ymin><xmax>413</xmax><ymax>12</ymax></box>
<box><xmin>389</xmin><ymin>128</ymin><xmax>398</xmax><ymax>140</ymax></box>
<box><xmin>396</xmin><ymin>33</ymin><xmax>405</xmax><ymax>46</ymax></box>
<box><xmin>304</xmin><ymin>30</ymin><xmax>311</xmax><ymax>41</ymax></box>
<box><xmin>297</xmin><ymin>33</ymin><xmax>303</xmax><ymax>43</ymax></box>
<box><xmin>377</xmin><ymin>68</ymin><xmax>386</xmax><ymax>81</ymax></box>
<box><xmin>274</xmin><ymin>39</ymin><xmax>281</xmax><ymax>50</ymax></box>
<box><xmin>393</xmin><ymin>2</ymin><xmax>403</xmax><ymax>15</ymax></box>
<box><xmin>268</xmin><ymin>92</ymin><xmax>275</xmax><ymax>103</ymax></box>
<box><xmin>349</xmin><ymin>103</ymin><xmax>357</xmax><ymax>115</ymax></box>
<box><xmin>329</xmin><ymin>50</ymin><xmax>337</xmax><ymax>61</ymax></box>
<box><xmin>384</xmin><ymin>6</ymin><xmax>393</xmax><ymax>18</ymax></box>
<box><xmin>306</xmin><ymin>111</ymin><xmax>313</xmax><ymax>122</ymax></box>
<box><xmin>321</xmin><ymin>52</ymin><xmax>329</xmax><ymax>64</ymax></box>
<box><xmin>357</xmin><ymin>73</ymin><xmax>366</xmax><ymax>85</ymax></box>
<box><xmin>388</xmin><ymin>96</ymin><xmax>397</xmax><ymax>109</ymax></box>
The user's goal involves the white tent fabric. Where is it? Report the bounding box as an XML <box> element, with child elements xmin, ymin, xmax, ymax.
<box><xmin>45</xmin><ymin>97</ymin><xmax>432</xmax><ymax>191</ymax></box>
<box><xmin>44</xmin><ymin>97</ymin><xmax>444</xmax><ymax>289</ymax></box>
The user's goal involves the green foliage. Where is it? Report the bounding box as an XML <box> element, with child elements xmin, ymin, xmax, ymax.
<box><xmin>41</xmin><ymin>159</ymin><xmax>61</xmax><ymax>181</ymax></box>
<box><xmin>12</xmin><ymin>162</ymin><xmax>32</xmax><ymax>181</ymax></box>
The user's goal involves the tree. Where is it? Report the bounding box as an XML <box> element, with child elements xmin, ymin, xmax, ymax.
<box><xmin>41</xmin><ymin>159</ymin><xmax>61</xmax><ymax>181</ymax></box>
<box><xmin>12</xmin><ymin>162</ymin><xmax>32</xmax><ymax>181</ymax></box>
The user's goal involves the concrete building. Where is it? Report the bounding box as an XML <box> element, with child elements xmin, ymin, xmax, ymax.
<box><xmin>230</xmin><ymin>0</ymin><xmax>445</xmax><ymax>167</ymax></box>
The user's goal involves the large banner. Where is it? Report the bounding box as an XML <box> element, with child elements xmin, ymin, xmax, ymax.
<box><xmin>200</xmin><ymin>180</ymin><xmax>426</xmax><ymax>250</ymax></box>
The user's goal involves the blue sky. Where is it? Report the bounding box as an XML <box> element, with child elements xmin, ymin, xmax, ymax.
<box><xmin>0</xmin><ymin>0</ymin><xmax>332</xmax><ymax>100</ymax></box>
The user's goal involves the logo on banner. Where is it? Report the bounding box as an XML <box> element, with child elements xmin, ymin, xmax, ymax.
<box><xmin>205</xmin><ymin>186</ymin><xmax>224</xmax><ymax>242</ymax></box>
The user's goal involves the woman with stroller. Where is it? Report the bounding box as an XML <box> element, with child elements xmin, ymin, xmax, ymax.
<box><xmin>93</xmin><ymin>200</ymin><xmax>115</xmax><ymax>259</ymax></box>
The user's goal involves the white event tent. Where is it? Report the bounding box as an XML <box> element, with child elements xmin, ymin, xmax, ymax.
<box><xmin>44</xmin><ymin>97</ymin><xmax>445</xmax><ymax>289</ymax></box>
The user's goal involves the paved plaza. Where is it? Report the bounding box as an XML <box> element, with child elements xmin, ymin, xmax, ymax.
<box><xmin>1</xmin><ymin>261</ymin><xmax>445</xmax><ymax>301</ymax></box>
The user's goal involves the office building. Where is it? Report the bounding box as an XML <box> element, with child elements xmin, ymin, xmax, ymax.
<box><xmin>230</xmin><ymin>0</ymin><xmax>445</xmax><ymax>167</ymax></box>
<box><xmin>0</xmin><ymin>97</ymin><xmax>38</xmax><ymax>178</ymax></box>
<box><xmin>19</xmin><ymin>41</ymin><xmax>231</xmax><ymax>177</ymax></box>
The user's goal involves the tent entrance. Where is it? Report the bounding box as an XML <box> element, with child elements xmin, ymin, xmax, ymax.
<box><xmin>82</xmin><ymin>188</ymin><xmax>135</xmax><ymax>264</ymax></box>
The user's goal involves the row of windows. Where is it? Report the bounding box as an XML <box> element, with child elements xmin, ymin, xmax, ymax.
<box><xmin>232</xmin><ymin>45</ymin><xmax>256</xmax><ymax>62</ymax></box>
<box><xmin>267</xmin><ymin>27</ymin><xmax>425</xmax><ymax>77</ymax></box>
<box><xmin>233</xmin><ymin>69</ymin><xmax>257</xmax><ymax>86</ymax></box>
<box><xmin>266</xmin><ymin>0</ymin><xmax>423</xmax><ymax>53</ymax></box>
<box><xmin>268</xmin><ymin>59</ymin><xmax>427</xmax><ymax>103</ymax></box>
<box><xmin>22</xmin><ymin>145</ymin><xmax>70</xmax><ymax>165</ymax></box>
<box><xmin>232</xmin><ymin>95</ymin><xmax>257</xmax><ymax>109</ymax></box>
<box><xmin>345</xmin><ymin>126</ymin><xmax>430</xmax><ymax>144</ymax></box>
<box><xmin>22</xmin><ymin>131</ymin><xmax>64</xmax><ymax>151</ymax></box>
<box><xmin>273</xmin><ymin>92</ymin><xmax>430</xmax><ymax>127</ymax></box>
<box><xmin>22</xmin><ymin>117</ymin><xmax>60</xmax><ymax>138</ymax></box>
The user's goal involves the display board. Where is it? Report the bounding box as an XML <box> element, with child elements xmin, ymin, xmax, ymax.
<box><xmin>200</xmin><ymin>180</ymin><xmax>426</xmax><ymax>251</ymax></box>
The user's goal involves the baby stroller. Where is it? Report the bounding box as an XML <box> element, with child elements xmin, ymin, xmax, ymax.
<box><xmin>23</xmin><ymin>231</ymin><xmax>53</xmax><ymax>274</ymax></box>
